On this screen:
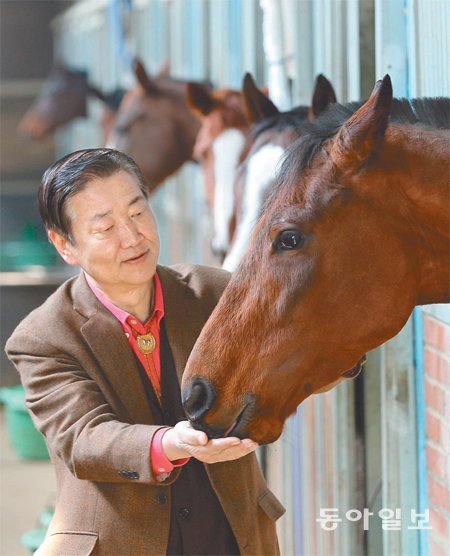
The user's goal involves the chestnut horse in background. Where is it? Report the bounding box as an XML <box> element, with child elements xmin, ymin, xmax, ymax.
<box><xmin>222</xmin><ymin>73</ymin><xmax>336</xmax><ymax>271</ymax></box>
<box><xmin>187</xmin><ymin>84</ymin><xmax>248</xmax><ymax>256</ymax></box>
<box><xmin>108</xmin><ymin>59</ymin><xmax>205</xmax><ymax>192</ymax></box>
<box><xmin>18</xmin><ymin>64</ymin><xmax>123</xmax><ymax>142</ymax></box>
<box><xmin>181</xmin><ymin>75</ymin><xmax>450</xmax><ymax>445</ymax></box>
<box><xmin>187</xmin><ymin>74</ymin><xmax>336</xmax><ymax>263</ymax></box>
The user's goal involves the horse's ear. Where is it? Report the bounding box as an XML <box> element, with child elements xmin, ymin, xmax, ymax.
<box><xmin>134</xmin><ymin>58</ymin><xmax>158</xmax><ymax>96</ymax></box>
<box><xmin>332</xmin><ymin>75</ymin><xmax>393</xmax><ymax>164</ymax></box>
<box><xmin>310</xmin><ymin>74</ymin><xmax>337</xmax><ymax>119</ymax></box>
<box><xmin>186</xmin><ymin>82</ymin><xmax>217</xmax><ymax>116</ymax></box>
<box><xmin>243</xmin><ymin>73</ymin><xmax>279</xmax><ymax>123</ymax></box>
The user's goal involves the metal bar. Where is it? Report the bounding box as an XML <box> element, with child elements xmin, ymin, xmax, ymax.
<box><xmin>380</xmin><ymin>319</ymin><xmax>420</xmax><ymax>555</ymax></box>
<box><xmin>292</xmin><ymin>409</ymin><xmax>303</xmax><ymax>555</ymax></box>
<box><xmin>413</xmin><ymin>307</ymin><xmax>429</xmax><ymax>556</ymax></box>
<box><xmin>375</xmin><ymin>0</ymin><xmax>408</xmax><ymax>95</ymax></box>
<box><xmin>259</xmin><ymin>0</ymin><xmax>291</xmax><ymax>109</ymax></box>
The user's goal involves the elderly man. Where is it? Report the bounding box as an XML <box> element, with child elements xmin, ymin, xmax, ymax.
<box><xmin>5</xmin><ymin>148</ymin><xmax>284</xmax><ymax>556</ymax></box>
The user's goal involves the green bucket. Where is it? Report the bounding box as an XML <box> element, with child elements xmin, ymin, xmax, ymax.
<box><xmin>0</xmin><ymin>385</ymin><xmax>49</xmax><ymax>460</ymax></box>
<box><xmin>21</xmin><ymin>527</ymin><xmax>48</xmax><ymax>554</ymax></box>
<box><xmin>21</xmin><ymin>507</ymin><xmax>54</xmax><ymax>553</ymax></box>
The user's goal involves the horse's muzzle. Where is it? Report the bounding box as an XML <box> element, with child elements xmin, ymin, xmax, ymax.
<box><xmin>182</xmin><ymin>377</ymin><xmax>256</xmax><ymax>439</ymax></box>
<box><xmin>182</xmin><ymin>377</ymin><xmax>216</xmax><ymax>424</ymax></box>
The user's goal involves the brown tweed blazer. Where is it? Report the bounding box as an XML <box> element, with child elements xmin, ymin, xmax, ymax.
<box><xmin>6</xmin><ymin>263</ymin><xmax>284</xmax><ymax>556</ymax></box>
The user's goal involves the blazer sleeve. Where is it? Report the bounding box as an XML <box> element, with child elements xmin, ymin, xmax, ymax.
<box><xmin>5</xmin><ymin>327</ymin><xmax>181</xmax><ymax>487</ymax></box>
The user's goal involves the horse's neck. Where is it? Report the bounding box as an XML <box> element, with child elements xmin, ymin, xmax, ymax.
<box><xmin>386</xmin><ymin>126</ymin><xmax>450</xmax><ymax>303</ymax></box>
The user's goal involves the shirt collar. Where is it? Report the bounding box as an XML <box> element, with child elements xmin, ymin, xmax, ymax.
<box><xmin>84</xmin><ymin>271</ymin><xmax>165</xmax><ymax>327</ymax></box>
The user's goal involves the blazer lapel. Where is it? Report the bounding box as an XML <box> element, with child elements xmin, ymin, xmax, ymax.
<box><xmin>72</xmin><ymin>274</ymin><xmax>154</xmax><ymax>425</ymax></box>
<box><xmin>157</xmin><ymin>265</ymin><xmax>208</xmax><ymax>384</ymax></box>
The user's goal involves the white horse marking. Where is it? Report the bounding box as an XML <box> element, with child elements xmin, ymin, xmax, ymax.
<box><xmin>211</xmin><ymin>128</ymin><xmax>246</xmax><ymax>254</ymax></box>
<box><xmin>223</xmin><ymin>143</ymin><xmax>285</xmax><ymax>271</ymax></box>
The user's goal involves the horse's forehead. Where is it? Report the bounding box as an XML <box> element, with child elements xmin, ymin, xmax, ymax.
<box><xmin>137</xmin><ymin>87</ymin><xmax>157</xmax><ymax>105</ymax></box>
<box><xmin>117</xmin><ymin>87</ymin><xmax>143</xmax><ymax>112</ymax></box>
<box><xmin>115</xmin><ymin>87</ymin><xmax>161</xmax><ymax>127</ymax></box>
<box><xmin>234</xmin><ymin>138</ymin><xmax>285</xmax><ymax>201</ymax></box>
<box><xmin>121</xmin><ymin>84</ymin><xmax>164</xmax><ymax>108</ymax></box>
<box><xmin>268</xmin><ymin>155</ymin><xmax>339</xmax><ymax>222</ymax></box>
<box><xmin>247</xmin><ymin>143</ymin><xmax>285</xmax><ymax>183</ymax></box>
<box><xmin>250</xmin><ymin>125</ymin><xmax>299</xmax><ymax>158</ymax></box>
<box><xmin>252</xmin><ymin>129</ymin><xmax>280</xmax><ymax>151</ymax></box>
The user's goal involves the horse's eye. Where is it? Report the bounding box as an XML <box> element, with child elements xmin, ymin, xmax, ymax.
<box><xmin>273</xmin><ymin>230</ymin><xmax>305</xmax><ymax>252</ymax></box>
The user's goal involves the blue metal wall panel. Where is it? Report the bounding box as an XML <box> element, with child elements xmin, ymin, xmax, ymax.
<box><xmin>413</xmin><ymin>307</ymin><xmax>429</xmax><ymax>556</ymax></box>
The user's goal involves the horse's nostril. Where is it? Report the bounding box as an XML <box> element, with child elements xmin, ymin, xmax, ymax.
<box><xmin>182</xmin><ymin>378</ymin><xmax>216</xmax><ymax>421</ymax></box>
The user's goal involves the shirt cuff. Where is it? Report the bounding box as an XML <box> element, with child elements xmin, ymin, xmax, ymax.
<box><xmin>151</xmin><ymin>427</ymin><xmax>190</xmax><ymax>479</ymax></box>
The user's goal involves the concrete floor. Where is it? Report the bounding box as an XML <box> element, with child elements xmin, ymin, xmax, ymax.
<box><xmin>0</xmin><ymin>408</ymin><xmax>56</xmax><ymax>556</ymax></box>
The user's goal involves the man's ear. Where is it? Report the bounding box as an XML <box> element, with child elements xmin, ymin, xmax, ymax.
<box><xmin>48</xmin><ymin>230</ymin><xmax>79</xmax><ymax>266</ymax></box>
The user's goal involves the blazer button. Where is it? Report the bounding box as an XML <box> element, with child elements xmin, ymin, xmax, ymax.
<box><xmin>156</xmin><ymin>494</ymin><xmax>167</xmax><ymax>505</ymax></box>
<box><xmin>177</xmin><ymin>507</ymin><xmax>190</xmax><ymax>520</ymax></box>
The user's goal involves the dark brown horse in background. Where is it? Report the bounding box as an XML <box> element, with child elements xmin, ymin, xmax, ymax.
<box><xmin>181</xmin><ymin>76</ymin><xmax>450</xmax><ymax>445</ymax></box>
<box><xmin>108</xmin><ymin>59</ymin><xmax>206</xmax><ymax>192</ymax></box>
<box><xmin>18</xmin><ymin>64</ymin><xmax>123</xmax><ymax>142</ymax></box>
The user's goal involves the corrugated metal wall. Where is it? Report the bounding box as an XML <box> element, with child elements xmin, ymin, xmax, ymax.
<box><xmin>52</xmin><ymin>1</ymin><xmax>449</xmax><ymax>554</ymax></box>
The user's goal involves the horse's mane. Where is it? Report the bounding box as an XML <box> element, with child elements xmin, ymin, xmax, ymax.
<box><xmin>274</xmin><ymin>97</ymin><xmax>450</xmax><ymax>193</ymax></box>
<box><xmin>252</xmin><ymin>105</ymin><xmax>310</xmax><ymax>138</ymax></box>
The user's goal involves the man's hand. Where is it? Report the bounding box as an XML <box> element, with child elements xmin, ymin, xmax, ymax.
<box><xmin>161</xmin><ymin>420</ymin><xmax>258</xmax><ymax>464</ymax></box>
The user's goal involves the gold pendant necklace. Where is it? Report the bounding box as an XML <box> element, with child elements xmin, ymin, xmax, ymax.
<box><xmin>136</xmin><ymin>332</ymin><xmax>156</xmax><ymax>354</ymax></box>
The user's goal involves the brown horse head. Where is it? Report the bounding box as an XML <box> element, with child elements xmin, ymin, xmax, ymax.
<box><xmin>18</xmin><ymin>64</ymin><xmax>123</xmax><ymax>141</ymax></box>
<box><xmin>182</xmin><ymin>75</ymin><xmax>450</xmax><ymax>444</ymax></box>
<box><xmin>109</xmin><ymin>59</ymin><xmax>202</xmax><ymax>192</ymax></box>
<box><xmin>18</xmin><ymin>65</ymin><xmax>90</xmax><ymax>139</ymax></box>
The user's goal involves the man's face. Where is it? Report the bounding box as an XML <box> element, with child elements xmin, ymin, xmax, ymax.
<box><xmin>51</xmin><ymin>170</ymin><xmax>160</xmax><ymax>294</ymax></box>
